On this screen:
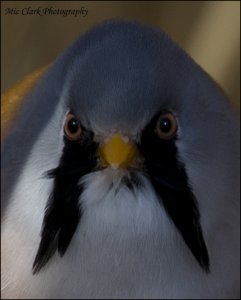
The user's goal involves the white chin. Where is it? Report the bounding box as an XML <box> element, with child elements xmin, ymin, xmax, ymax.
<box><xmin>79</xmin><ymin>167</ymin><xmax>139</xmax><ymax>203</ymax></box>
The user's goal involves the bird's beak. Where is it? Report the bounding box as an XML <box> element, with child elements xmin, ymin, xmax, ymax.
<box><xmin>99</xmin><ymin>134</ymin><xmax>138</xmax><ymax>169</ymax></box>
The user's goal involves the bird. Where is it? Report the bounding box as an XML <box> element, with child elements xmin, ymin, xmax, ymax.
<box><xmin>1</xmin><ymin>20</ymin><xmax>240</xmax><ymax>299</ymax></box>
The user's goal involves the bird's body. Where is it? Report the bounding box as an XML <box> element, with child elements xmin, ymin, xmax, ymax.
<box><xmin>1</xmin><ymin>21</ymin><xmax>240</xmax><ymax>299</ymax></box>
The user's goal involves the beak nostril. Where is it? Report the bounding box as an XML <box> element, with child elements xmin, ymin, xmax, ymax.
<box><xmin>122</xmin><ymin>135</ymin><xmax>130</xmax><ymax>143</ymax></box>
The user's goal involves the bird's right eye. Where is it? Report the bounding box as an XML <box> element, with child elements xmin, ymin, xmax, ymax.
<box><xmin>64</xmin><ymin>113</ymin><xmax>82</xmax><ymax>141</ymax></box>
<box><xmin>155</xmin><ymin>112</ymin><xmax>177</xmax><ymax>140</ymax></box>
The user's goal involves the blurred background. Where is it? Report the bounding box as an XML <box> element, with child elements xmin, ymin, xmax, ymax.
<box><xmin>1</xmin><ymin>1</ymin><xmax>240</xmax><ymax>108</ymax></box>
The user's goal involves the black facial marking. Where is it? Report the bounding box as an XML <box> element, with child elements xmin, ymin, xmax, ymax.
<box><xmin>130</xmin><ymin>172</ymin><xmax>142</xmax><ymax>189</ymax></box>
<box><xmin>33</xmin><ymin>126</ymin><xmax>98</xmax><ymax>274</ymax></box>
<box><xmin>122</xmin><ymin>176</ymin><xmax>134</xmax><ymax>190</ymax></box>
<box><xmin>122</xmin><ymin>172</ymin><xmax>143</xmax><ymax>191</ymax></box>
<box><xmin>138</xmin><ymin>112</ymin><xmax>210</xmax><ymax>272</ymax></box>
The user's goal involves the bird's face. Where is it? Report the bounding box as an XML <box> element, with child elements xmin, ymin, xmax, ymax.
<box><xmin>3</xmin><ymin>22</ymin><xmax>239</xmax><ymax>281</ymax></box>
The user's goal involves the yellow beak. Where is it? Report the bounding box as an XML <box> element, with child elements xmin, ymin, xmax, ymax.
<box><xmin>99</xmin><ymin>135</ymin><xmax>138</xmax><ymax>169</ymax></box>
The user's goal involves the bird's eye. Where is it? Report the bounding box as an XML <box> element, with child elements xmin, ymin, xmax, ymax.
<box><xmin>64</xmin><ymin>113</ymin><xmax>82</xmax><ymax>140</ymax></box>
<box><xmin>155</xmin><ymin>112</ymin><xmax>177</xmax><ymax>139</ymax></box>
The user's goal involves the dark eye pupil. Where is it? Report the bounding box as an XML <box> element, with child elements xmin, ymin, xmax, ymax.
<box><xmin>68</xmin><ymin>119</ymin><xmax>79</xmax><ymax>134</ymax></box>
<box><xmin>159</xmin><ymin>118</ymin><xmax>172</xmax><ymax>133</ymax></box>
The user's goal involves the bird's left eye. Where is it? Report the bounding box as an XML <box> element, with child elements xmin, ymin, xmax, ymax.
<box><xmin>155</xmin><ymin>112</ymin><xmax>177</xmax><ymax>139</ymax></box>
<box><xmin>64</xmin><ymin>113</ymin><xmax>82</xmax><ymax>140</ymax></box>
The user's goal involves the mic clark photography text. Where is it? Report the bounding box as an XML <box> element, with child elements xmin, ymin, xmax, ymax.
<box><xmin>4</xmin><ymin>6</ymin><xmax>88</xmax><ymax>17</ymax></box>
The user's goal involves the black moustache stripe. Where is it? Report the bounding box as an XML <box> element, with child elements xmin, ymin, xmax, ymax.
<box><xmin>149</xmin><ymin>165</ymin><xmax>210</xmax><ymax>272</ymax></box>
<box><xmin>139</xmin><ymin>112</ymin><xmax>210</xmax><ymax>272</ymax></box>
<box><xmin>33</xmin><ymin>133</ymin><xmax>98</xmax><ymax>274</ymax></box>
